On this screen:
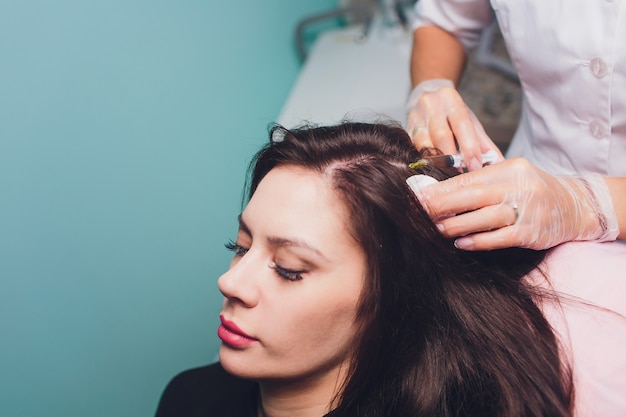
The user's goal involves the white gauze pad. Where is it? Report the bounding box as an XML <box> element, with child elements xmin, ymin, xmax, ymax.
<box><xmin>406</xmin><ymin>174</ymin><xmax>439</xmax><ymax>194</ymax></box>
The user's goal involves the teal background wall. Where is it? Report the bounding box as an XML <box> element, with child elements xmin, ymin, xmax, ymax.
<box><xmin>0</xmin><ymin>1</ymin><xmax>336</xmax><ymax>416</ymax></box>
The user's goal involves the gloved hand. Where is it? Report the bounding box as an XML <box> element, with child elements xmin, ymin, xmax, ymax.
<box><xmin>406</xmin><ymin>78</ymin><xmax>504</xmax><ymax>171</ymax></box>
<box><xmin>416</xmin><ymin>158</ymin><xmax>619</xmax><ymax>250</ymax></box>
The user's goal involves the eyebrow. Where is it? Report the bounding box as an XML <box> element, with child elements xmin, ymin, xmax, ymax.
<box><xmin>237</xmin><ymin>215</ymin><xmax>328</xmax><ymax>261</ymax></box>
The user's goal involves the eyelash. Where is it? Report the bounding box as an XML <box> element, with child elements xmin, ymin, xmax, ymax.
<box><xmin>269</xmin><ymin>263</ymin><xmax>304</xmax><ymax>282</ymax></box>
<box><xmin>224</xmin><ymin>241</ymin><xmax>305</xmax><ymax>282</ymax></box>
<box><xmin>224</xmin><ymin>241</ymin><xmax>248</xmax><ymax>257</ymax></box>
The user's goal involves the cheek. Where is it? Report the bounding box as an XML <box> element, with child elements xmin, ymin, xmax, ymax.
<box><xmin>265</xmin><ymin>265</ymin><xmax>366</xmax><ymax>351</ymax></box>
<box><xmin>284</xmin><ymin>293</ymin><xmax>362</xmax><ymax>345</ymax></box>
<box><xmin>306</xmin><ymin>300</ymin><xmax>362</xmax><ymax>360</ymax></box>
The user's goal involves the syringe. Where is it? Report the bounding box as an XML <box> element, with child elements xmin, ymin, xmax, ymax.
<box><xmin>409</xmin><ymin>149</ymin><xmax>499</xmax><ymax>169</ymax></box>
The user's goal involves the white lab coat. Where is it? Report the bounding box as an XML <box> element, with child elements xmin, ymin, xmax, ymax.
<box><xmin>413</xmin><ymin>0</ymin><xmax>626</xmax><ymax>176</ymax></box>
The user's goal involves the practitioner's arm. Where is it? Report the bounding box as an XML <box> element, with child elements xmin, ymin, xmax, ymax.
<box><xmin>407</xmin><ymin>25</ymin><xmax>503</xmax><ymax>171</ymax></box>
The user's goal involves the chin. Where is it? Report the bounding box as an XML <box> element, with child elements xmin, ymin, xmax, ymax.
<box><xmin>218</xmin><ymin>346</ymin><xmax>257</xmax><ymax>379</ymax></box>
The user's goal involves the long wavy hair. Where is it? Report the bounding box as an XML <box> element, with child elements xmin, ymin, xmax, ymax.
<box><xmin>245</xmin><ymin>121</ymin><xmax>572</xmax><ymax>417</ymax></box>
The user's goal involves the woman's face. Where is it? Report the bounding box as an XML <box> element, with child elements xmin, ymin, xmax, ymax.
<box><xmin>217</xmin><ymin>165</ymin><xmax>366</xmax><ymax>387</ymax></box>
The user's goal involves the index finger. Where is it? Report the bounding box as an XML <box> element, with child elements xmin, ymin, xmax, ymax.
<box><xmin>446</xmin><ymin>106</ymin><xmax>483</xmax><ymax>170</ymax></box>
<box><xmin>454</xmin><ymin>110</ymin><xmax>506</xmax><ymax>171</ymax></box>
<box><xmin>419</xmin><ymin>168</ymin><xmax>502</xmax><ymax>219</ymax></box>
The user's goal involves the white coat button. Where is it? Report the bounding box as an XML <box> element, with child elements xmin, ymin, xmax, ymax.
<box><xmin>590</xmin><ymin>58</ymin><xmax>608</xmax><ymax>78</ymax></box>
<box><xmin>589</xmin><ymin>120</ymin><xmax>606</xmax><ymax>138</ymax></box>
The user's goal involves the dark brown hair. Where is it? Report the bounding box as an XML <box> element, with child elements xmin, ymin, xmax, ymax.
<box><xmin>245</xmin><ymin>121</ymin><xmax>572</xmax><ymax>417</ymax></box>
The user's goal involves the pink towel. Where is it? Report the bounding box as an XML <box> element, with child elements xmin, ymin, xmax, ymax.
<box><xmin>529</xmin><ymin>241</ymin><xmax>626</xmax><ymax>416</ymax></box>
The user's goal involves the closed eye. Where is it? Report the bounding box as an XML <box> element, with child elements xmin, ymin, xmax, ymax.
<box><xmin>225</xmin><ymin>240</ymin><xmax>249</xmax><ymax>257</ymax></box>
<box><xmin>226</xmin><ymin>240</ymin><xmax>306</xmax><ymax>281</ymax></box>
<box><xmin>269</xmin><ymin>263</ymin><xmax>305</xmax><ymax>282</ymax></box>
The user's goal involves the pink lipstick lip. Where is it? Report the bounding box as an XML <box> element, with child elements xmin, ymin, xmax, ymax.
<box><xmin>220</xmin><ymin>315</ymin><xmax>255</xmax><ymax>339</ymax></box>
<box><xmin>218</xmin><ymin>315</ymin><xmax>258</xmax><ymax>348</ymax></box>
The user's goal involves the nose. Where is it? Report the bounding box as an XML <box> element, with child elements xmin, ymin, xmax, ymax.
<box><xmin>217</xmin><ymin>254</ymin><xmax>260</xmax><ymax>308</ymax></box>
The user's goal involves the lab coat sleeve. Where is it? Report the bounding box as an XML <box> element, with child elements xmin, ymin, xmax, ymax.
<box><xmin>412</xmin><ymin>0</ymin><xmax>495</xmax><ymax>50</ymax></box>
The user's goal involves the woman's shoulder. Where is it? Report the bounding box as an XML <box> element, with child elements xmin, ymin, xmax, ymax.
<box><xmin>541</xmin><ymin>240</ymin><xmax>626</xmax><ymax>316</ymax></box>
<box><xmin>537</xmin><ymin>241</ymin><xmax>626</xmax><ymax>416</ymax></box>
<box><xmin>155</xmin><ymin>362</ymin><xmax>258</xmax><ymax>417</ymax></box>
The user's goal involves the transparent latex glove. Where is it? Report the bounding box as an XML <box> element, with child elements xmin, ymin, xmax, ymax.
<box><xmin>406</xmin><ymin>79</ymin><xmax>504</xmax><ymax>171</ymax></box>
<box><xmin>416</xmin><ymin>158</ymin><xmax>619</xmax><ymax>251</ymax></box>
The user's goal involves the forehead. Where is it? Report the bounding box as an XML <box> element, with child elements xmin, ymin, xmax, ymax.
<box><xmin>243</xmin><ymin>166</ymin><xmax>355</xmax><ymax>251</ymax></box>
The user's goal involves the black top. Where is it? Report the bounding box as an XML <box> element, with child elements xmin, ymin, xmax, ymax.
<box><xmin>155</xmin><ymin>363</ymin><xmax>258</xmax><ymax>417</ymax></box>
<box><xmin>154</xmin><ymin>363</ymin><xmax>336</xmax><ymax>417</ymax></box>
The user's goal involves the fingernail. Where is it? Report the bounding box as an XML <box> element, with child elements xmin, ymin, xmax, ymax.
<box><xmin>454</xmin><ymin>237</ymin><xmax>472</xmax><ymax>250</ymax></box>
<box><xmin>468</xmin><ymin>157</ymin><xmax>482</xmax><ymax>171</ymax></box>
<box><xmin>436</xmin><ymin>223</ymin><xmax>445</xmax><ymax>233</ymax></box>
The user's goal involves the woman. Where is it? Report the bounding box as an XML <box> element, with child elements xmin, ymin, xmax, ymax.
<box><xmin>155</xmin><ymin>122</ymin><xmax>626</xmax><ymax>417</ymax></box>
